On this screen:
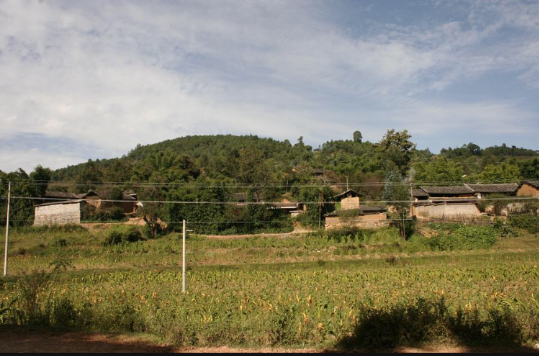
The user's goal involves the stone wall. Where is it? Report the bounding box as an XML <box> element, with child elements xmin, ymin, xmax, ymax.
<box><xmin>34</xmin><ymin>202</ymin><xmax>82</xmax><ymax>226</ymax></box>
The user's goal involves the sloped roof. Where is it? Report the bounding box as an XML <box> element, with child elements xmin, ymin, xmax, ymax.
<box><xmin>412</xmin><ymin>189</ymin><xmax>429</xmax><ymax>198</ymax></box>
<box><xmin>325</xmin><ymin>205</ymin><xmax>386</xmax><ymax>217</ymax></box>
<box><xmin>334</xmin><ymin>189</ymin><xmax>361</xmax><ymax>199</ymax></box>
<box><xmin>522</xmin><ymin>180</ymin><xmax>539</xmax><ymax>189</ymax></box>
<box><xmin>44</xmin><ymin>191</ymin><xmax>79</xmax><ymax>199</ymax></box>
<box><xmin>466</xmin><ymin>183</ymin><xmax>519</xmax><ymax>194</ymax></box>
<box><xmin>420</xmin><ymin>186</ymin><xmax>474</xmax><ymax>195</ymax></box>
<box><xmin>36</xmin><ymin>199</ymin><xmax>85</xmax><ymax>207</ymax></box>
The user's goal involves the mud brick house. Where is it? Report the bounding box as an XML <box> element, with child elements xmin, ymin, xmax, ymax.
<box><xmin>412</xmin><ymin>186</ymin><xmax>480</xmax><ymax>220</ymax></box>
<box><xmin>465</xmin><ymin>183</ymin><xmax>519</xmax><ymax>199</ymax></box>
<box><xmin>325</xmin><ymin>189</ymin><xmax>388</xmax><ymax>229</ymax></box>
<box><xmin>517</xmin><ymin>181</ymin><xmax>539</xmax><ymax>197</ymax></box>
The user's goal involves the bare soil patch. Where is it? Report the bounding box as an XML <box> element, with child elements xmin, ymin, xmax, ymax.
<box><xmin>0</xmin><ymin>331</ymin><xmax>537</xmax><ymax>353</ymax></box>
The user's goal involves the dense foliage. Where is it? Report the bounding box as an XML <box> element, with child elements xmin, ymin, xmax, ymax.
<box><xmin>2</xmin><ymin>132</ymin><xmax>539</xmax><ymax>232</ymax></box>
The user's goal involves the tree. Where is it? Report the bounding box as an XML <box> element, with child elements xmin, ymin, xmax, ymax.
<box><xmin>519</xmin><ymin>158</ymin><xmax>539</xmax><ymax>179</ymax></box>
<box><xmin>379</xmin><ymin>129</ymin><xmax>416</xmax><ymax>175</ymax></box>
<box><xmin>413</xmin><ymin>158</ymin><xmax>464</xmax><ymax>184</ymax></box>
<box><xmin>353</xmin><ymin>131</ymin><xmax>363</xmax><ymax>143</ymax></box>
<box><xmin>479</xmin><ymin>163</ymin><xmax>521</xmax><ymax>183</ymax></box>
<box><xmin>75</xmin><ymin>160</ymin><xmax>103</xmax><ymax>193</ymax></box>
<box><xmin>383</xmin><ymin>169</ymin><xmax>413</xmax><ymax>240</ymax></box>
<box><xmin>29</xmin><ymin>165</ymin><xmax>52</xmax><ymax>197</ymax></box>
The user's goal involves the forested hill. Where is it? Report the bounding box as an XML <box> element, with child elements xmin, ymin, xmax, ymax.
<box><xmin>47</xmin><ymin>132</ymin><xmax>538</xmax><ymax>187</ymax></box>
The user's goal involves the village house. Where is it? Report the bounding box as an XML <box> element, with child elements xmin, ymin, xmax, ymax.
<box><xmin>34</xmin><ymin>190</ymin><xmax>140</xmax><ymax>226</ymax></box>
<box><xmin>412</xmin><ymin>186</ymin><xmax>481</xmax><ymax>220</ymax></box>
<box><xmin>517</xmin><ymin>181</ymin><xmax>539</xmax><ymax>197</ymax></box>
<box><xmin>465</xmin><ymin>183</ymin><xmax>519</xmax><ymax>199</ymax></box>
<box><xmin>411</xmin><ymin>183</ymin><xmax>527</xmax><ymax>219</ymax></box>
<box><xmin>325</xmin><ymin>189</ymin><xmax>388</xmax><ymax>229</ymax></box>
<box><xmin>269</xmin><ymin>201</ymin><xmax>306</xmax><ymax>218</ymax></box>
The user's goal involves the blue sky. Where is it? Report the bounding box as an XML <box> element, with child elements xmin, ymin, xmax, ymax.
<box><xmin>1</xmin><ymin>0</ymin><xmax>539</xmax><ymax>172</ymax></box>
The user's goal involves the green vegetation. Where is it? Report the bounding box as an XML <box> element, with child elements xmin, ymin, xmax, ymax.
<box><xmin>2</xmin><ymin>133</ymin><xmax>539</xmax><ymax>235</ymax></box>
<box><xmin>0</xmin><ymin>223</ymin><xmax>538</xmax><ymax>350</ymax></box>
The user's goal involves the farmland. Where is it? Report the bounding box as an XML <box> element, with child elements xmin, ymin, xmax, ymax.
<box><xmin>1</xmin><ymin>224</ymin><xmax>539</xmax><ymax>351</ymax></box>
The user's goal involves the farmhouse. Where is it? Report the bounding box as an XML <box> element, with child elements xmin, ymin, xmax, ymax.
<box><xmin>269</xmin><ymin>201</ymin><xmax>305</xmax><ymax>218</ymax></box>
<box><xmin>325</xmin><ymin>189</ymin><xmax>388</xmax><ymax>229</ymax></box>
<box><xmin>334</xmin><ymin>189</ymin><xmax>361</xmax><ymax>210</ymax></box>
<box><xmin>34</xmin><ymin>200</ymin><xmax>86</xmax><ymax>226</ymax></box>
<box><xmin>412</xmin><ymin>186</ymin><xmax>480</xmax><ymax>220</ymax></box>
<box><xmin>34</xmin><ymin>190</ymin><xmax>140</xmax><ymax>226</ymax></box>
<box><xmin>517</xmin><ymin>181</ymin><xmax>539</xmax><ymax>197</ymax></box>
<box><xmin>465</xmin><ymin>183</ymin><xmax>519</xmax><ymax>199</ymax></box>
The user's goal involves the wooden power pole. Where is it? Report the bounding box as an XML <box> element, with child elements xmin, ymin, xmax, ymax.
<box><xmin>4</xmin><ymin>181</ymin><xmax>11</xmax><ymax>277</ymax></box>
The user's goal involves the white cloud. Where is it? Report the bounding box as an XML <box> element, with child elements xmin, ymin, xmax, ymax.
<box><xmin>0</xmin><ymin>0</ymin><xmax>538</xmax><ymax>172</ymax></box>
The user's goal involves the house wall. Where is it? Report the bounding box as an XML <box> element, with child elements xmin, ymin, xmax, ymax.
<box><xmin>85</xmin><ymin>197</ymin><xmax>103</xmax><ymax>209</ymax></box>
<box><xmin>34</xmin><ymin>203</ymin><xmax>82</xmax><ymax>226</ymax></box>
<box><xmin>414</xmin><ymin>203</ymin><xmax>480</xmax><ymax>220</ymax></box>
<box><xmin>325</xmin><ymin>213</ymin><xmax>388</xmax><ymax>230</ymax></box>
<box><xmin>517</xmin><ymin>184</ymin><xmax>539</xmax><ymax>197</ymax></box>
<box><xmin>340</xmin><ymin>197</ymin><xmax>360</xmax><ymax>210</ymax></box>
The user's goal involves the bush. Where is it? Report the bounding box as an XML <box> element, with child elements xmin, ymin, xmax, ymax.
<box><xmin>429</xmin><ymin>226</ymin><xmax>497</xmax><ymax>251</ymax></box>
<box><xmin>104</xmin><ymin>226</ymin><xmax>144</xmax><ymax>245</ymax></box>
<box><xmin>509</xmin><ymin>215</ymin><xmax>539</xmax><ymax>234</ymax></box>
<box><xmin>492</xmin><ymin>219</ymin><xmax>519</xmax><ymax>238</ymax></box>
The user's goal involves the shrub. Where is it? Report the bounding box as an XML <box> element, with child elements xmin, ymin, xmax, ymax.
<box><xmin>429</xmin><ymin>226</ymin><xmax>497</xmax><ymax>251</ymax></box>
<box><xmin>509</xmin><ymin>215</ymin><xmax>539</xmax><ymax>234</ymax></box>
<box><xmin>492</xmin><ymin>219</ymin><xmax>519</xmax><ymax>238</ymax></box>
<box><xmin>104</xmin><ymin>226</ymin><xmax>144</xmax><ymax>245</ymax></box>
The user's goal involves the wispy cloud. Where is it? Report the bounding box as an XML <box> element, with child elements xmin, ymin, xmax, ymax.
<box><xmin>0</xmin><ymin>0</ymin><xmax>538</xmax><ymax>172</ymax></box>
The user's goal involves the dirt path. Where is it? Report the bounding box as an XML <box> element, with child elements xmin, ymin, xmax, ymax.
<box><xmin>1</xmin><ymin>331</ymin><xmax>537</xmax><ymax>353</ymax></box>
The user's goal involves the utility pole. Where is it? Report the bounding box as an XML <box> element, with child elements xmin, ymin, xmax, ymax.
<box><xmin>346</xmin><ymin>176</ymin><xmax>349</xmax><ymax>191</ymax></box>
<box><xmin>4</xmin><ymin>181</ymin><xmax>11</xmax><ymax>277</ymax></box>
<box><xmin>182</xmin><ymin>219</ymin><xmax>186</xmax><ymax>293</ymax></box>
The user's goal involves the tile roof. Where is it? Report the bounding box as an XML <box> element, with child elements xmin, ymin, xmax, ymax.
<box><xmin>420</xmin><ymin>186</ymin><xmax>474</xmax><ymax>195</ymax></box>
<box><xmin>466</xmin><ymin>183</ymin><xmax>519</xmax><ymax>194</ymax></box>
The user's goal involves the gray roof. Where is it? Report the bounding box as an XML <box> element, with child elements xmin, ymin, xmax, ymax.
<box><xmin>334</xmin><ymin>189</ymin><xmax>361</xmax><ymax>199</ymax></box>
<box><xmin>466</xmin><ymin>183</ymin><xmax>519</xmax><ymax>194</ymax></box>
<box><xmin>36</xmin><ymin>199</ymin><xmax>85</xmax><ymax>207</ymax></box>
<box><xmin>412</xmin><ymin>189</ymin><xmax>429</xmax><ymax>198</ymax></box>
<box><xmin>325</xmin><ymin>205</ymin><xmax>386</xmax><ymax>217</ymax></box>
<box><xmin>44</xmin><ymin>191</ymin><xmax>79</xmax><ymax>199</ymax></box>
<box><xmin>522</xmin><ymin>180</ymin><xmax>539</xmax><ymax>189</ymax></box>
<box><xmin>420</xmin><ymin>186</ymin><xmax>474</xmax><ymax>195</ymax></box>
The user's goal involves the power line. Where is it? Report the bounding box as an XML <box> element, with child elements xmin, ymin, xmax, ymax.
<box><xmin>2</xmin><ymin>195</ymin><xmax>538</xmax><ymax>205</ymax></box>
<box><xmin>3</xmin><ymin>179</ymin><xmax>535</xmax><ymax>188</ymax></box>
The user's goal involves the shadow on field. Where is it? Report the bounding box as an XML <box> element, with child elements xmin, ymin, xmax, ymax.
<box><xmin>332</xmin><ymin>298</ymin><xmax>539</xmax><ymax>353</ymax></box>
<box><xmin>0</xmin><ymin>327</ymin><xmax>175</xmax><ymax>353</ymax></box>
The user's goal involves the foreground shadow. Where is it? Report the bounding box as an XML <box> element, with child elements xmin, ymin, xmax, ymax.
<box><xmin>0</xmin><ymin>328</ymin><xmax>175</xmax><ymax>353</ymax></box>
<box><xmin>332</xmin><ymin>298</ymin><xmax>539</xmax><ymax>353</ymax></box>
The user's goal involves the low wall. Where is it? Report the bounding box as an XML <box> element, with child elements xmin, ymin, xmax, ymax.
<box><xmin>325</xmin><ymin>213</ymin><xmax>389</xmax><ymax>230</ymax></box>
<box><xmin>414</xmin><ymin>203</ymin><xmax>480</xmax><ymax>220</ymax></box>
<box><xmin>34</xmin><ymin>202</ymin><xmax>82</xmax><ymax>226</ymax></box>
